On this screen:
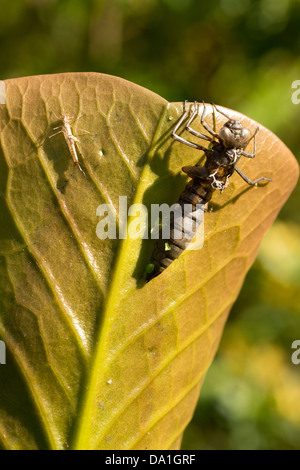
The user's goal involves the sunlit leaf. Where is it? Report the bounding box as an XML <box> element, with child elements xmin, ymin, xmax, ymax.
<box><xmin>0</xmin><ymin>72</ymin><xmax>298</xmax><ymax>450</ymax></box>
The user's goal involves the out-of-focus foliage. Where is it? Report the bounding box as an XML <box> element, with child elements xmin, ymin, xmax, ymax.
<box><xmin>0</xmin><ymin>0</ymin><xmax>299</xmax><ymax>450</ymax></box>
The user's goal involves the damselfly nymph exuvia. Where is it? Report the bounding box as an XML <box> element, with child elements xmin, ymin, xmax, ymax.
<box><xmin>146</xmin><ymin>101</ymin><xmax>272</xmax><ymax>281</ymax></box>
<box><xmin>49</xmin><ymin>112</ymin><xmax>90</xmax><ymax>175</ymax></box>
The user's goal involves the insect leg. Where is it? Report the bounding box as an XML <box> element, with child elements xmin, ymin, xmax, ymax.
<box><xmin>240</xmin><ymin>127</ymin><xmax>260</xmax><ymax>158</ymax></box>
<box><xmin>200</xmin><ymin>101</ymin><xmax>220</xmax><ymax>139</ymax></box>
<box><xmin>185</xmin><ymin>101</ymin><xmax>212</xmax><ymax>142</ymax></box>
<box><xmin>172</xmin><ymin>101</ymin><xmax>210</xmax><ymax>151</ymax></box>
<box><xmin>51</xmin><ymin>111</ymin><xmax>62</xmax><ymax>120</ymax></box>
<box><xmin>75</xmin><ymin>128</ymin><xmax>94</xmax><ymax>136</ymax></box>
<box><xmin>235</xmin><ymin>166</ymin><xmax>272</xmax><ymax>185</ymax></box>
<box><xmin>49</xmin><ymin>129</ymin><xmax>63</xmax><ymax>138</ymax></box>
<box><xmin>172</xmin><ymin>100</ymin><xmax>189</xmax><ymax>132</ymax></box>
<box><xmin>211</xmin><ymin>103</ymin><xmax>232</xmax><ymax>121</ymax></box>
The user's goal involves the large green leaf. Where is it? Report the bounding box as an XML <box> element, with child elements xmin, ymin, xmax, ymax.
<box><xmin>0</xmin><ymin>72</ymin><xmax>298</xmax><ymax>450</ymax></box>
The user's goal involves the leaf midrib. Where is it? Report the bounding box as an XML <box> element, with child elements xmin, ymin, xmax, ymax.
<box><xmin>72</xmin><ymin>102</ymin><xmax>170</xmax><ymax>450</ymax></box>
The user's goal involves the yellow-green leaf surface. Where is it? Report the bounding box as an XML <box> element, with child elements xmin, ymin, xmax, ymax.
<box><xmin>0</xmin><ymin>73</ymin><xmax>298</xmax><ymax>450</ymax></box>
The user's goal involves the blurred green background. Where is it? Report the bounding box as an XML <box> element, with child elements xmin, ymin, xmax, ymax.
<box><xmin>1</xmin><ymin>0</ymin><xmax>300</xmax><ymax>450</ymax></box>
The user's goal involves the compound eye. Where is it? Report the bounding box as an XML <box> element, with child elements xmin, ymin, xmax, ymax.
<box><xmin>239</xmin><ymin>128</ymin><xmax>251</xmax><ymax>147</ymax></box>
<box><xmin>219</xmin><ymin>126</ymin><xmax>235</xmax><ymax>147</ymax></box>
<box><xmin>224</xmin><ymin>120</ymin><xmax>233</xmax><ymax>129</ymax></box>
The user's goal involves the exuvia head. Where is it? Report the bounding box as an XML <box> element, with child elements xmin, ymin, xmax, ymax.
<box><xmin>210</xmin><ymin>104</ymin><xmax>251</xmax><ymax>150</ymax></box>
<box><xmin>219</xmin><ymin>119</ymin><xmax>251</xmax><ymax>149</ymax></box>
<box><xmin>51</xmin><ymin>111</ymin><xmax>74</xmax><ymax>123</ymax></box>
<box><xmin>62</xmin><ymin>113</ymin><xmax>74</xmax><ymax>123</ymax></box>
